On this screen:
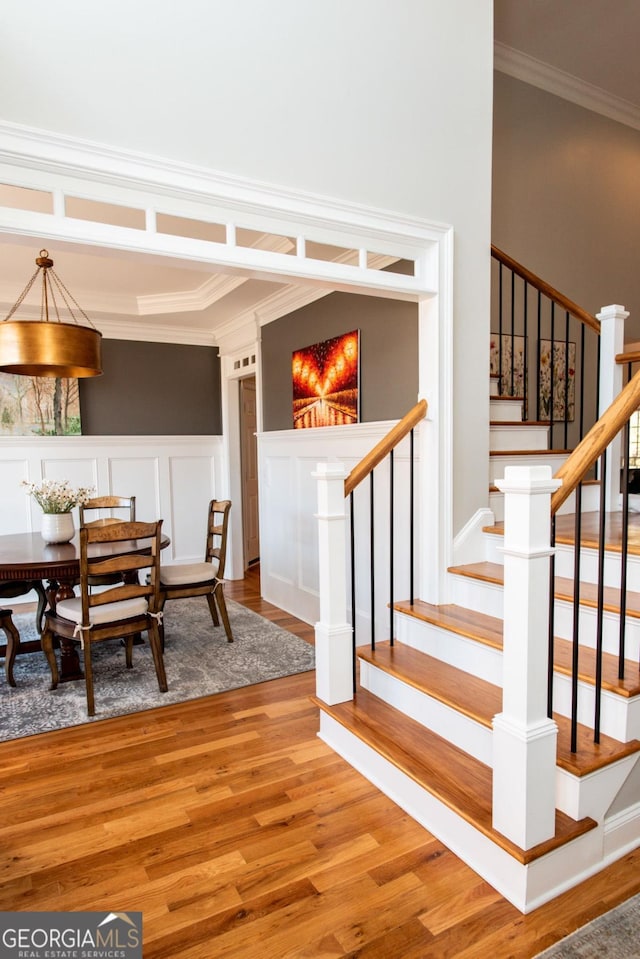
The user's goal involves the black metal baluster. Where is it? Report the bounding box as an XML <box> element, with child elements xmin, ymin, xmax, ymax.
<box><xmin>563</xmin><ymin>310</ymin><xmax>570</xmax><ymax>450</ymax></box>
<box><xmin>594</xmin><ymin>455</ymin><xmax>607</xmax><ymax>743</ymax></box>
<box><xmin>550</xmin><ymin>301</ymin><xmax>556</xmax><ymax>451</ymax></box>
<box><xmin>523</xmin><ymin>279</ymin><xmax>529</xmax><ymax>419</ymax></box>
<box><xmin>499</xmin><ymin>264</ymin><xmax>504</xmax><ymax>394</ymax></box>
<box><xmin>389</xmin><ymin>448</ymin><xmax>394</xmax><ymax>646</ymax></box>
<box><xmin>619</xmin><ymin>417</ymin><xmax>630</xmax><ymax>678</ymax></box>
<box><xmin>350</xmin><ymin>489</ymin><xmax>356</xmax><ymax>694</ymax></box>
<box><xmin>548</xmin><ymin>513</ymin><xmax>557</xmax><ymax>719</ymax></box>
<box><xmin>579</xmin><ymin>323</ymin><xmax>586</xmax><ymax>442</ymax></box>
<box><xmin>410</xmin><ymin>427</ymin><xmax>415</xmax><ymax>605</ymax></box>
<box><xmin>537</xmin><ymin>291</ymin><xmax>542</xmax><ymax>421</ymax></box>
<box><xmin>510</xmin><ymin>268</ymin><xmax>515</xmax><ymax>397</ymax></box>
<box><xmin>570</xmin><ymin>483</ymin><xmax>583</xmax><ymax>754</ymax></box>
<box><xmin>370</xmin><ymin>471</ymin><xmax>375</xmax><ymax>651</ymax></box>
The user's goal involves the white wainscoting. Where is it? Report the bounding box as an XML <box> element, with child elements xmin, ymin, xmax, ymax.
<box><xmin>258</xmin><ymin>422</ymin><xmax>422</xmax><ymax>633</ymax></box>
<box><xmin>0</xmin><ymin>435</ymin><xmax>225</xmax><ymax>606</ymax></box>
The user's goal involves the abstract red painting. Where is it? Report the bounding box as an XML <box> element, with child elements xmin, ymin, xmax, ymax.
<box><xmin>292</xmin><ymin>329</ymin><xmax>360</xmax><ymax>429</ymax></box>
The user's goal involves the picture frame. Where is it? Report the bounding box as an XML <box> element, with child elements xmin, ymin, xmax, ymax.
<box><xmin>0</xmin><ymin>373</ymin><xmax>82</xmax><ymax>436</ymax></box>
<box><xmin>292</xmin><ymin>329</ymin><xmax>360</xmax><ymax>429</ymax></box>
<box><xmin>489</xmin><ymin>334</ymin><xmax>575</xmax><ymax>422</ymax></box>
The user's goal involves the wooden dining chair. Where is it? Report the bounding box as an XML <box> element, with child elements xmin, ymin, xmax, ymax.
<box><xmin>1</xmin><ymin>607</ymin><xmax>20</xmax><ymax>686</ymax></box>
<box><xmin>41</xmin><ymin>519</ymin><xmax>168</xmax><ymax>716</ymax></box>
<box><xmin>0</xmin><ymin>578</ymin><xmax>47</xmax><ymax>633</ymax></box>
<box><xmin>158</xmin><ymin>499</ymin><xmax>233</xmax><ymax>645</ymax></box>
<box><xmin>79</xmin><ymin>495</ymin><xmax>136</xmax><ymax>588</ymax></box>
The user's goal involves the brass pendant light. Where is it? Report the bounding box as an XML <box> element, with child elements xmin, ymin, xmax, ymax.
<box><xmin>0</xmin><ymin>250</ymin><xmax>102</xmax><ymax>378</ymax></box>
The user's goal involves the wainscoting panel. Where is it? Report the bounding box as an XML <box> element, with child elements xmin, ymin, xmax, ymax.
<box><xmin>258</xmin><ymin>422</ymin><xmax>421</xmax><ymax>630</ymax></box>
<box><xmin>0</xmin><ymin>436</ymin><xmax>225</xmax><ymax>606</ymax></box>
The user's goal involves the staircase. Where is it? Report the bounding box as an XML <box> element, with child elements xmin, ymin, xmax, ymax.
<box><xmin>314</xmin><ymin>345</ymin><xmax>640</xmax><ymax>913</ymax></box>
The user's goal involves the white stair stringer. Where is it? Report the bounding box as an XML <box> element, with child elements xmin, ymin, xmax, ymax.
<box><xmin>557</xmin><ymin>752</ymin><xmax>640</xmax><ymax>822</ymax></box>
<box><xmin>317</xmin><ymin>710</ymin><xmax>614</xmax><ymax>914</ymax></box>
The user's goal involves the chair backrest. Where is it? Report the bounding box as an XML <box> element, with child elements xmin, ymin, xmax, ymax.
<box><xmin>79</xmin><ymin>495</ymin><xmax>136</xmax><ymax>528</ymax></box>
<box><xmin>205</xmin><ymin>500</ymin><xmax>231</xmax><ymax>578</ymax></box>
<box><xmin>78</xmin><ymin>520</ymin><xmax>162</xmax><ymax>624</ymax></box>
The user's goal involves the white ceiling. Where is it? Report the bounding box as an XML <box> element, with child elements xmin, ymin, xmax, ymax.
<box><xmin>1</xmin><ymin>1</ymin><xmax>639</xmax><ymax>344</ymax></box>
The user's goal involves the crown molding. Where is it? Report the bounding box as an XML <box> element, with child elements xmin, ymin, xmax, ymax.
<box><xmin>215</xmin><ymin>251</ymin><xmax>398</xmax><ymax>339</ymax></box>
<box><xmin>136</xmin><ymin>234</ymin><xmax>294</xmax><ymax>315</ymax></box>
<box><xmin>96</xmin><ymin>316</ymin><xmax>216</xmax><ymax>346</ymax></box>
<box><xmin>494</xmin><ymin>41</ymin><xmax>640</xmax><ymax>132</ymax></box>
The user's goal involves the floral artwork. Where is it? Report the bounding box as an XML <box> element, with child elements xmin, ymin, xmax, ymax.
<box><xmin>489</xmin><ymin>334</ymin><xmax>575</xmax><ymax>422</ymax></box>
<box><xmin>292</xmin><ymin>330</ymin><xmax>360</xmax><ymax>429</ymax></box>
<box><xmin>539</xmin><ymin>339</ymin><xmax>575</xmax><ymax>422</ymax></box>
<box><xmin>0</xmin><ymin>372</ymin><xmax>81</xmax><ymax>435</ymax></box>
<box><xmin>490</xmin><ymin>334</ymin><xmax>525</xmax><ymax>402</ymax></box>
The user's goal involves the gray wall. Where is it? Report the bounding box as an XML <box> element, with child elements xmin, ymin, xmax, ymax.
<box><xmin>79</xmin><ymin>340</ymin><xmax>222</xmax><ymax>435</ymax></box>
<box><xmin>261</xmin><ymin>291</ymin><xmax>418</xmax><ymax>431</ymax></box>
<box><xmin>493</xmin><ymin>72</ymin><xmax>640</xmax><ymax>340</ymax></box>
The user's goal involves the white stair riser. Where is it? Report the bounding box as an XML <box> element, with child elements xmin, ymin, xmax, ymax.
<box><xmin>490</xmin><ymin>453</ymin><xmax>568</xmax><ymax>485</ymax></box>
<box><xmin>490</xmin><ymin>425</ymin><xmax>549</xmax><ymax>452</ymax></box>
<box><xmin>489</xmin><ymin>398</ymin><xmax>523</xmax><ymax>421</ymax></box>
<box><xmin>553</xmin><ymin>600</ymin><xmax>640</xmax><ymax>661</ymax></box>
<box><xmin>490</xmin><ymin>377</ymin><xmax>500</xmax><ymax>397</ymax></box>
<box><xmin>395</xmin><ymin>612</ymin><xmax>503</xmax><ymax>687</ymax></box>
<box><xmin>359</xmin><ymin>659</ymin><xmax>493</xmax><ymax>765</ymax></box>
<box><xmin>552</xmin><ymin>673</ymin><xmax>640</xmax><ymax>743</ymax></box>
<box><xmin>449</xmin><ymin>569</ymin><xmax>640</xmax><ymax>661</ymax></box>
<box><xmin>553</xmin><ymin>542</ymin><xmax>640</xmax><ymax>593</ymax></box>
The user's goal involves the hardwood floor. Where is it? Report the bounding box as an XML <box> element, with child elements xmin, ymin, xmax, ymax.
<box><xmin>2</xmin><ymin>565</ymin><xmax>640</xmax><ymax>957</ymax></box>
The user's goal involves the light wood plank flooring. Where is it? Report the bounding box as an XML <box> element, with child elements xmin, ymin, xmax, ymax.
<box><xmin>1</xmin><ymin>566</ymin><xmax>640</xmax><ymax>957</ymax></box>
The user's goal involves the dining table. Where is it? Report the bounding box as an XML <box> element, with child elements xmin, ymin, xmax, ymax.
<box><xmin>0</xmin><ymin>529</ymin><xmax>170</xmax><ymax>682</ymax></box>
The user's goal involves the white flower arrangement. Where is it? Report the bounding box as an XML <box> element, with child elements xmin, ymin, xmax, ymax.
<box><xmin>22</xmin><ymin>479</ymin><xmax>95</xmax><ymax>514</ymax></box>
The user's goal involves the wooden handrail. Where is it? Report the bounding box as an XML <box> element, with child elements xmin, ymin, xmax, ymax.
<box><xmin>551</xmin><ymin>368</ymin><xmax>640</xmax><ymax>514</ymax></box>
<box><xmin>491</xmin><ymin>245</ymin><xmax>600</xmax><ymax>335</ymax></box>
<box><xmin>616</xmin><ymin>351</ymin><xmax>640</xmax><ymax>366</ymax></box>
<box><xmin>344</xmin><ymin>399</ymin><xmax>427</xmax><ymax>497</ymax></box>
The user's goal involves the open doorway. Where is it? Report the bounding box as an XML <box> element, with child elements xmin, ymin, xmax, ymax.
<box><xmin>240</xmin><ymin>375</ymin><xmax>260</xmax><ymax>569</ymax></box>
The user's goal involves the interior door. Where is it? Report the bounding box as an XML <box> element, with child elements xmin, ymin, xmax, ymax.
<box><xmin>240</xmin><ymin>376</ymin><xmax>260</xmax><ymax>567</ymax></box>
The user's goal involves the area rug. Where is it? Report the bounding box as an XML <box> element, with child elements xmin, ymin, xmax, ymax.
<box><xmin>0</xmin><ymin>598</ymin><xmax>315</xmax><ymax>741</ymax></box>
<box><xmin>534</xmin><ymin>892</ymin><xmax>640</xmax><ymax>957</ymax></box>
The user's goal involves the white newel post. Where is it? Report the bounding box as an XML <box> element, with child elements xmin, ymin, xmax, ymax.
<box><xmin>597</xmin><ymin>304</ymin><xmax>629</xmax><ymax>513</ymax></box>
<box><xmin>314</xmin><ymin>462</ymin><xmax>354</xmax><ymax>705</ymax></box>
<box><xmin>492</xmin><ymin>465</ymin><xmax>561</xmax><ymax>850</ymax></box>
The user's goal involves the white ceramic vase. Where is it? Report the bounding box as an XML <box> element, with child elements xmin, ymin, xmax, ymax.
<box><xmin>41</xmin><ymin>512</ymin><xmax>75</xmax><ymax>544</ymax></box>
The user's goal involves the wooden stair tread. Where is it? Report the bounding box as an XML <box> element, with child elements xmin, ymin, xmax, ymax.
<box><xmin>395</xmin><ymin>598</ymin><xmax>640</xmax><ymax>697</ymax></box>
<box><xmin>490</xmin><ymin>420</ymin><xmax>549</xmax><ymax>427</ymax></box>
<box><xmin>394</xmin><ymin>599</ymin><xmax>503</xmax><ymax>650</ymax></box>
<box><xmin>361</xmin><ymin>639</ymin><xmax>640</xmax><ymax>775</ymax></box>
<box><xmin>490</xmin><ymin>448</ymin><xmax>571</xmax><ymax>456</ymax></box>
<box><xmin>313</xmin><ymin>689</ymin><xmax>596</xmax><ymax>864</ymax></box>
<box><xmin>359</xmin><ymin>641</ymin><xmax>501</xmax><ymax>727</ymax></box>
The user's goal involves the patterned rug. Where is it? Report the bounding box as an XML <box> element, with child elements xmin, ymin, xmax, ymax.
<box><xmin>0</xmin><ymin>598</ymin><xmax>315</xmax><ymax>741</ymax></box>
<box><xmin>534</xmin><ymin>892</ymin><xmax>640</xmax><ymax>957</ymax></box>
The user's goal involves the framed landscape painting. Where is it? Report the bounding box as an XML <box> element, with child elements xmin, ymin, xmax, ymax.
<box><xmin>0</xmin><ymin>373</ymin><xmax>81</xmax><ymax>436</ymax></box>
<box><xmin>292</xmin><ymin>330</ymin><xmax>360</xmax><ymax>429</ymax></box>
